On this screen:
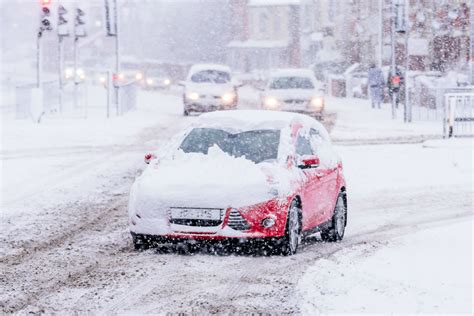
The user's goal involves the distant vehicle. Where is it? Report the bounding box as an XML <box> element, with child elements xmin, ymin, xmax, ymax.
<box><xmin>141</xmin><ymin>69</ymin><xmax>172</xmax><ymax>90</ymax></box>
<box><xmin>143</xmin><ymin>76</ymin><xmax>172</xmax><ymax>90</ymax></box>
<box><xmin>129</xmin><ymin>110</ymin><xmax>347</xmax><ymax>255</ymax></box>
<box><xmin>261</xmin><ymin>69</ymin><xmax>325</xmax><ymax>118</ymax></box>
<box><xmin>181</xmin><ymin>64</ymin><xmax>240</xmax><ymax>116</ymax></box>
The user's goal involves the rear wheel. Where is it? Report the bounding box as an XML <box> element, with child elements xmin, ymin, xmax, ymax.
<box><xmin>277</xmin><ymin>200</ymin><xmax>301</xmax><ymax>255</ymax></box>
<box><xmin>321</xmin><ymin>193</ymin><xmax>346</xmax><ymax>242</ymax></box>
<box><xmin>183</xmin><ymin>109</ymin><xmax>189</xmax><ymax>116</ymax></box>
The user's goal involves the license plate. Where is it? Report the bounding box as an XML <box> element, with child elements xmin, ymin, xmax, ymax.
<box><xmin>169</xmin><ymin>208</ymin><xmax>221</xmax><ymax>221</ymax></box>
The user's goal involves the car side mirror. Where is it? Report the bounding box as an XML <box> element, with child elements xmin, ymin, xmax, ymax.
<box><xmin>297</xmin><ymin>155</ymin><xmax>320</xmax><ymax>169</ymax></box>
<box><xmin>144</xmin><ymin>152</ymin><xmax>157</xmax><ymax>164</ymax></box>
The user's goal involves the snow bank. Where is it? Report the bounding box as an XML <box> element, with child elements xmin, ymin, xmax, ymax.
<box><xmin>298</xmin><ymin>218</ymin><xmax>473</xmax><ymax>314</ymax></box>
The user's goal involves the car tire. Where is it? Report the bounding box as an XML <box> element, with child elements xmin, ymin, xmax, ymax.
<box><xmin>132</xmin><ymin>233</ymin><xmax>150</xmax><ymax>250</ymax></box>
<box><xmin>183</xmin><ymin>109</ymin><xmax>189</xmax><ymax>116</ymax></box>
<box><xmin>277</xmin><ymin>199</ymin><xmax>301</xmax><ymax>256</ymax></box>
<box><xmin>321</xmin><ymin>193</ymin><xmax>346</xmax><ymax>242</ymax></box>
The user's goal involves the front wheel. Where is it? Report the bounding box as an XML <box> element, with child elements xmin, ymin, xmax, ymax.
<box><xmin>132</xmin><ymin>233</ymin><xmax>150</xmax><ymax>250</ymax></box>
<box><xmin>276</xmin><ymin>200</ymin><xmax>301</xmax><ymax>255</ymax></box>
<box><xmin>321</xmin><ymin>193</ymin><xmax>346</xmax><ymax>242</ymax></box>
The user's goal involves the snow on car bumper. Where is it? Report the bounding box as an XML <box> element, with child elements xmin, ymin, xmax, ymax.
<box><xmin>185</xmin><ymin>102</ymin><xmax>233</xmax><ymax>112</ymax></box>
<box><xmin>129</xmin><ymin>199</ymin><xmax>290</xmax><ymax>240</ymax></box>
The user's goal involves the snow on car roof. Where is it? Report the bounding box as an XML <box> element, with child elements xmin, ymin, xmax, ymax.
<box><xmin>188</xmin><ymin>64</ymin><xmax>231</xmax><ymax>75</ymax></box>
<box><xmin>196</xmin><ymin>110</ymin><xmax>330</xmax><ymax>141</ymax></box>
<box><xmin>270</xmin><ymin>68</ymin><xmax>316</xmax><ymax>79</ymax></box>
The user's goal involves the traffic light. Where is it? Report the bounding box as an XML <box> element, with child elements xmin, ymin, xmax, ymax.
<box><xmin>75</xmin><ymin>8</ymin><xmax>87</xmax><ymax>37</ymax></box>
<box><xmin>40</xmin><ymin>0</ymin><xmax>52</xmax><ymax>32</ymax></box>
<box><xmin>58</xmin><ymin>5</ymin><xmax>67</xmax><ymax>25</ymax></box>
<box><xmin>76</xmin><ymin>8</ymin><xmax>85</xmax><ymax>26</ymax></box>
<box><xmin>57</xmin><ymin>5</ymin><xmax>69</xmax><ymax>36</ymax></box>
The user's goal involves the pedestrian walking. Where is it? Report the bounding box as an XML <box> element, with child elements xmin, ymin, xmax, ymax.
<box><xmin>367</xmin><ymin>64</ymin><xmax>384</xmax><ymax>109</ymax></box>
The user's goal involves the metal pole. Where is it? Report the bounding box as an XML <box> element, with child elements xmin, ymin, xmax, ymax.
<box><xmin>404</xmin><ymin>0</ymin><xmax>411</xmax><ymax>122</ymax></box>
<box><xmin>58</xmin><ymin>36</ymin><xmax>64</xmax><ymax>114</ymax></box>
<box><xmin>378</xmin><ymin>0</ymin><xmax>383</xmax><ymax>68</ymax></box>
<box><xmin>107</xmin><ymin>70</ymin><xmax>111</xmax><ymax>118</ymax></box>
<box><xmin>73</xmin><ymin>9</ymin><xmax>78</xmax><ymax>109</ymax></box>
<box><xmin>37</xmin><ymin>32</ymin><xmax>42</xmax><ymax>89</ymax></box>
<box><xmin>114</xmin><ymin>0</ymin><xmax>120</xmax><ymax>116</ymax></box>
<box><xmin>390</xmin><ymin>0</ymin><xmax>397</xmax><ymax>119</ymax></box>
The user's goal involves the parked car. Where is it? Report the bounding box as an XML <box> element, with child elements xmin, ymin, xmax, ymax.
<box><xmin>129</xmin><ymin>110</ymin><xmax>347</xmax><ymax>255</ymax></box>
<box><xmin>261</xmin><ymin>69</ymin><xmax>325</xmax><ymax>118</ymax></box>
<box><xmin>181</xmin><ymin>64</ymin><xmax>240</xmax><ymax>116</ymax></box>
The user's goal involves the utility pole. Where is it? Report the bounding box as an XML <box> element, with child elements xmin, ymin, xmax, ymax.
<box><xmin>390</xmin><ymin>0</ymin><xmax>397</xmax><ymax>119</ymax></box>
<box><xmin>57</xmin><ymin>4</ymin><xmax>69</xmax><ymax>114</ymax></box>
<box><xmin>105</xmin><ymin>0</ymin><xmax>120</xmax><ymax>116</ymax></box>
<box><xmin>378</xmin><ymin>0</ymin><xmax>383</xmax><ymax>68</ymax></box>
<box><xmin>73</xmin><ymin>7</ymin><xmax>86</xmax><ymax>109</ymax></box>
<box><xmin>38</xmin><ymin>0</ymin><xmax>53</xmax><ymax>89</ymax></box>
<box><xmin>404</xmin><ymin>0</ymin><xmax>411</xmax><ymax>122</ymax></box>
<box><xmin>113</xmin><ymin>0</ymin><xmax>120</xmax><ymax>116</ymax></box>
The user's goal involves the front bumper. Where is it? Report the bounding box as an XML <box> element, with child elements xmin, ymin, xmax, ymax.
<box><xmin>263</xmin><ymin>99</ymin><xmax>325</xmax><ymax>114</ymax></box>
<box><xmin>130</xmin><ymin>199</ymin><xmax>290</xmax><ymax>240</ymax></box>
<box><xmin>184</xmin><ymin>96</ymin><xmax>237</xmax><ymax>112</ymax></box>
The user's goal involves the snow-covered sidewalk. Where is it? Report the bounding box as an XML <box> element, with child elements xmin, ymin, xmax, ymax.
<box><xmin>327</xmin><ymin>97</ymin><xmax>443</xmax><ymax>142</ymax></box>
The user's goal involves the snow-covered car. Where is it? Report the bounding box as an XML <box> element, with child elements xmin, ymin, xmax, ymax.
<box><xmin>142</xmin><ymin>76</ymin><xmax>172</xmax><ymax>90</ymax></box>
<box><xmin>261</xmin><ymin>69</ymin><xmax>325</xmax><ymax>117</ymax></box>
<box><xmin>181</xmin><ymin>64</ymin><xmax>240</xmax><ymax>116</ymax></box>
<box><xmin>128</xmin><ymin>110</ymin><xmax>347</xmax><ymax>255</ymax></box>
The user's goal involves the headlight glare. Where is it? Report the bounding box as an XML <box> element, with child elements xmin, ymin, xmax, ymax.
<box><xmin>188</xmin><ymin>92</ymin><xmax>199</xmax><ymax>100</ymax></box>
<box><xmin>222</xmin><ymin>92</ymin><xmax>235</xmax><ymax>104</ymax></box>
<box><xmin>264</xmin><ymin>97</ymin><xmax>279</xmax><ymax>109</ymax></box>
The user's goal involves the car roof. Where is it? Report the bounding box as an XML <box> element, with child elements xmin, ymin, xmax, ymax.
<box><xmin>188</xmin><ymin>64</ymin><xmax>231</xmax><ymax>75</ymax></box>
<box><xmin>196</xmin><ymin>110</ymin><xmax>330</xmax><ymax>141</ymax></box>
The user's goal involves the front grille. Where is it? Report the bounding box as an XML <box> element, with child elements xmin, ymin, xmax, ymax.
<box><xmin>284</xmin><ymin>99</ymin><xmax>306</xmax><ymax>104</ymax></box>
<box><xmin>170</xmin><ymin>219</ymin><xmax>222</xmax><ymax>227</ymax></box>
<box><xmin>227</xmin><ymin>209</ymin><xmax>250</xmax><ymax>231</ymax></box>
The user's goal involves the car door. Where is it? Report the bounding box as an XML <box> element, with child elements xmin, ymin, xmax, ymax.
<box><xmin>295</xmin><ymin>130</ymin><xmax>323</xmax><ymax>231</ymax></box>
<box><xmin>309</xmin><ymin>128</ymin><xmax>339</xmax><ymax>224</ymax></box>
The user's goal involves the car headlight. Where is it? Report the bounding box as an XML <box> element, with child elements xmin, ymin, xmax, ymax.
<box><xmin>163</xmin><ymin>78</ymin><xmax>171</xmax><ymax>85</ymax></box>
<box><xmin>221</xmin><ymin>92</ymin><xmax>235</xmax><ymax>104</ymax></box>
<box><xmin>264</xmin><ymin>97</ymin><xmax>279</xmax><ymax>109</ymax></box>
<box><xmin>311</xmin><ymin>96</ymin><xmax>324</xmax><ymax>109</ymax></box>
<box><xmin>187</xmin><ymin>92</ymin><xmax>199</xmax><ymax>100</ymax></box>
<box><xmin>146</xmin><ymin>78</ymin><xmax>154</xmax><ymax>85</ymax></box>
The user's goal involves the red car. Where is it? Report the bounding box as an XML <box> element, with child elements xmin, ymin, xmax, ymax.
<box><xmin>129</xmin><ymin>110</ymin><xmax>347</xmax><ymax>255</ymax></box>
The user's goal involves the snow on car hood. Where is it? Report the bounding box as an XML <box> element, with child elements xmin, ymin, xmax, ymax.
<box><xmin>185</xmin><ymin>82</ymin><xmax>234</xmax><ymax>96</ymax></box>
<box><xmin>131</xmin><ymin>146</ymin><xmax>297</xmax><ymax>215</ymax></box>
<box><xmin>263</xmin><ymin>89</ymin><xmax>319</xmax><ymax>101</ymax></box>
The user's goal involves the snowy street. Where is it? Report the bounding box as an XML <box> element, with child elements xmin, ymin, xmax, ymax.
<box><xmin>1</xmin><ymin>89</ymin><xmax>472</xmax><ymax>314</ymax></box>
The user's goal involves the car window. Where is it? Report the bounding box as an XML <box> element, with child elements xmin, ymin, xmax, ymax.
<box><xmin>310</xmin><ymin>128</ymin><xmax>338</xmax><ymax>168</ymax></box>
<box><xmin>190</xmin><ymin>70</ymin><xmax>230</xmax><ymax>84</ymax></box>
<box><xmin>269</xmin><ymin>77</ymin><xmax>314</xmax><ymax>89</ymax></box>
<box><xmin>296</xmin><ymin>134</ymin><xmax>313</xmax><ymax>156</ymax></box>
<box><xmin>179</xmin><ymin>128</ymin><xmax>280</xmax><ymax>164</ymax></box>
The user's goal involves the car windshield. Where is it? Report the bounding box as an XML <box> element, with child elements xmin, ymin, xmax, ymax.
<box><xmin>269</xmin><ymin>76</ymin><xmax>314</xmax><ymax>89</ymax></box>
<box><xmin>190</xmin><ymin>70</ymin><xmax>230</xmax><ymax>84</ymax></box>
<box><xmin>179</xmin><ymin>128</ymin><xmax>280</xmax><ymax>163</ymax></box>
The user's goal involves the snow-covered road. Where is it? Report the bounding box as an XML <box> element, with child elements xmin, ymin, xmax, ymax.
<box><xmin>1</xmin><ymin>91</ymin><xmax>472</xmax><ymax>314</ymax></box>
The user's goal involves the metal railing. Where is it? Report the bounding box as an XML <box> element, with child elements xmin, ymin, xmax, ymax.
<box><xmin>444</xmin><ymin>92</ymin><xmax>474</xmax><ymax>138</ymax></box>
